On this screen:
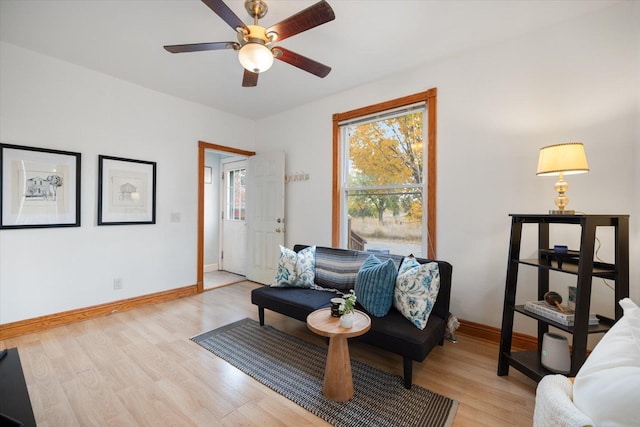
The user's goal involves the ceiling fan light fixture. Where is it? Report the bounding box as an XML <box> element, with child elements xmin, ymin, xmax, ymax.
<box><xmin>164</xmin><ymin>0</ymin><xmax>336</xmax><ymax>86</ymax></box>
<box><xmin>238</xmin><ymin>42</ymin><xmax>273</xmax><ymax>73</ymax></box>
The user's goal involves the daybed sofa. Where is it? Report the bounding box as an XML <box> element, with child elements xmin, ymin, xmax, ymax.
<box><xmin>251</xmin><ymin>244</ymin><xmax>453</xmax><ymax>389</ymax></box>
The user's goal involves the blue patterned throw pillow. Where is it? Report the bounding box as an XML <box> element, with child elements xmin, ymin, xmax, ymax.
<box><xmin>394</xmin><ymin>256</ymin><xmax>440</xmax><ymax>330</ymax></box>
<box><xmin>354</xmin><ymin>255</ymin><xmax>398</xmax><ymax>317</ymax></box>
<box><xmin>271</xmin><ymin>245</ymin><xmax>317</xmax><ymax>288</ymax></box>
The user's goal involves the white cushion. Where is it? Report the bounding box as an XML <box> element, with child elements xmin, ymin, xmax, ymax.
<box><xmin>573</xmin><ymin>298</ymin><xmax>640</xmax><ymax>426</ymax></box>
<box><xmin>393</xmin><ymin>256</ymin><xmax>440</xmax><ymax>330</ymax></box>
<box><xmin>271</xmin><ymin>245</ymin><xmax>318</xmax><ymax>288</ymax></box>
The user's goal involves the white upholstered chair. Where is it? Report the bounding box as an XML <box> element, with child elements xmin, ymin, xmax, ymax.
<box><xmin>533</xmin><ymin>375</ymin><xmax>593</xmax><ymax>427</ymax></box>
<box><xmin>533</xmin><ymin>298</ymin><xmax>640</xmax><ymax>427</ymax></box>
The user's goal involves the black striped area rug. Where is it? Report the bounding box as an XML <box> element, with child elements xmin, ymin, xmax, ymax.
<box><xmin>191</xmin><ymin>318</ymin><xmax>458</xmax><ymax>427</ymax></box>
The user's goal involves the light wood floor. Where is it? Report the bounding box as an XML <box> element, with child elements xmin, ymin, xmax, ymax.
<box><xmin>1</xmin><ymin>281</ymin><xmax>537</xmax><ymax>426</ymax></box>
<box><xmin>203</xmin><ymin>270</ymin><xmax>246</xmax><ymax>290</ymax></box>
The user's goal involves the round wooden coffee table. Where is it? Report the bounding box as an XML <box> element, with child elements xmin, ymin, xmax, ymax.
<box><xmin>307</xmin><ymin>307</ymin><xmax>371</xmax><ymax>402</ymax></box>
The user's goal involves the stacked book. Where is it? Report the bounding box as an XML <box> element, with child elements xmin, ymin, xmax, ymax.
<box><xmin>524</xmin><ymin>300</ymin><xmax>599</xmax><ymax>326</ymax></box>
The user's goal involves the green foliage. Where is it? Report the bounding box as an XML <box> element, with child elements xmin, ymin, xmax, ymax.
<box><xmin>339</xmin><ymin>290</ymin><xmax>357</xmax><ymax>315</ymax></box>
<box><xmin>347</xmin><ymin>112</ymin><xmax>424</xmax><ymax>223</ymax></box>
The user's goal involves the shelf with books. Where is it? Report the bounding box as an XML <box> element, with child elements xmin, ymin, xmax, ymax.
<box><xmin>523</xmin><ymin>301</ymin><xmax>599</xmax><ymax>326</ymax></box>
<box><xmin>514</xmin><ymin>305</ymin><xmax>610</xmax><ymax>334</ymax></box>
<box><xmin>498</xmin><ymin>214</ymin><xmax>629</xmax><ymax>382</ymax></box>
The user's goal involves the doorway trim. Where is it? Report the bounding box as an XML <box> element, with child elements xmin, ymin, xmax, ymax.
<box><xmin>198</xmin><ymin>140</ymin><xmax>255</xmax><ymax>293</ymax></box>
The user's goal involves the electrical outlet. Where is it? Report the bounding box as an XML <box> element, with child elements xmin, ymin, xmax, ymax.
<box><xmin>113</xmin><ymin>278</ymin><xmax>123</xmax><ymax>290</ymax></box>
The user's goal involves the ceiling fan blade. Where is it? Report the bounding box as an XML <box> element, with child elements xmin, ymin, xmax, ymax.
<box><xmin>242</xmin><ymin>69</ymin><xmax>259</xmax><ymax>87</ymax></box>
<box><xmin>164</xmin><ymin>41</ymin><xmax>237</xmax><ymax>53</ymax></box>
<box><xmin>201</xmin><ymin>0</ymin><xmax>248</xmax><ymax>31</ymax></box>
<box><xmin>266</xmin><ymin>0</ymin><xmax>335</xmax><ymax>42</ymax></box>
<box><xmin>273</xmin><ymin>47</ymin><xmax>331</xmax><ymax>78</ymax></box>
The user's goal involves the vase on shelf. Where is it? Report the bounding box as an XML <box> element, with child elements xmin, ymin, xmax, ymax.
<box><xmin>340</xmin><ymin>312</ymin><xmax>354</xmax><ymax>328</ymax></box>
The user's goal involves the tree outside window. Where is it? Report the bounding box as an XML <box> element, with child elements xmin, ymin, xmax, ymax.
<box><xmin>333</xmin><ymin>89</ymin><xmax>437</xmax><ymax>258</ymax></box>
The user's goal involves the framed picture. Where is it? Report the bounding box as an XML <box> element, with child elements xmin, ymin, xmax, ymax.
<box><xmin>98</xmin><ymin>155</ymin><xmax>156</xmax><ymax>225</ymax></box>
<box><xmin>204</xmin><ymin>166</ymin><xmax>212</xmax><ymax>184</ymax></box>
<box><xmin>1</xmin><ymin>143</ymin><xmax>81</xmax><ymax>229</ymax></box>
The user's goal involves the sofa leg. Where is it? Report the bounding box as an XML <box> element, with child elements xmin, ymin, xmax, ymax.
<box><xmin>403</xmin><ymin>357</ymin><xmax>412</xmax><ymax>389</ymax></box>
<box><xmin>258</xmin><ymin>307</ymin><xmax>265</xmax><ymax>326</ymax></box>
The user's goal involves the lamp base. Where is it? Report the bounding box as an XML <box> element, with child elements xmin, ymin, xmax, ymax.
<box><xmin>549</xmin><ymin>209</ymin><xmax>575</xmax><ymax>215</ymax></box>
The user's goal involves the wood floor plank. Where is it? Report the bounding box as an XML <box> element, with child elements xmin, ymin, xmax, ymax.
<box><xmin>256</xmin><ymin>394</ymin><xmax>331</xmax><ymax>426</ymax></box>
<box><xmin>3</xmin><ymin>281</ymin><xmax>537</xmax><ymax>426</ymax></box>
<box><xmin>61</xmin><ymin>368</ymin><xmax>133</xmax><ymax>426</ymax></box>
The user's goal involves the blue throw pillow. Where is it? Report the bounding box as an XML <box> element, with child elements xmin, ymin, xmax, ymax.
<box><xmin>354</xmin><ymin>255</ymin><xmax>398</xmax><ymax>317</ymax></box>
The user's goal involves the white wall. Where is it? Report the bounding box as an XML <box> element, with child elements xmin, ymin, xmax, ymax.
<box><xmin>256</xmin><ymin>2</ymin><xmax>640</xmax><ymax>333</ymax></box>
<box><xmin>0</xmin><ymin>41</ymin><xmax>255</xmax><ymax>324</ymax></box>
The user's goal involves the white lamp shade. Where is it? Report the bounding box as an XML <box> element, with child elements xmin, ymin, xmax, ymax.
<box><xmin>238</xmin><ymin>43</ymin><xmax>274</xmax><ymax>73</ymax></box>
<box><xmin>536</xmin><ymin>142</ymin><xmax>589</xmax><ymax>176</ymax></box>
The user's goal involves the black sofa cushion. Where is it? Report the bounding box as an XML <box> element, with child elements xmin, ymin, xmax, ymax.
<box><xmin>251</xmin><ymin>286</ymin><xmax>336</xmax><ymax>323</ymax></box>
<box><xmin>355</xmin><ymin>305</ymin><xmax>446</xmax><ymax>361</ymax></box>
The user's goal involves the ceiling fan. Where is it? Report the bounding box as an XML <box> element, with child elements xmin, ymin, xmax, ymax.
<box><xmin>164</xmin><ymin>0</ymin><xmax>335</xmax><ymax>87</ymax></box>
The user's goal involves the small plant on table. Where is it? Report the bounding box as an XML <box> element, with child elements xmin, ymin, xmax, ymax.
<box><xmin>340</xmin><ymin>290</ymin><xmax>357</xmax><ymax>314</ymax></box>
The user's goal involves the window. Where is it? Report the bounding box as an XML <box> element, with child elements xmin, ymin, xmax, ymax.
<box><xmin>226</xmin><ymin>168</ymin><xmax>246</xmax><ymax>221</ymax></box>
<box><xmin>332</xmin><ymin>89</ymin><xmax>437</xmax><ymax>258</ymax></box>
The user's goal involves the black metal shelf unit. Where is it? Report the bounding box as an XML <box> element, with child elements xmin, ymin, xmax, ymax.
<box><xmin>497</xmin><ymin>214</ymin><xmax>629</xmax><ymax>382</ymax></box>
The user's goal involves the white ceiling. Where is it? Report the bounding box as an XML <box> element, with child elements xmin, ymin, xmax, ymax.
<box><xmin>0</xmin><ymin>0</ymin><xmax>620</xmax><ymax>120</ymax></box>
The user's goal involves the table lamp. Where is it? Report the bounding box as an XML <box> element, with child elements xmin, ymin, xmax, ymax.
<box><xmin>536</xmin><ymin>142</ymin><xmax>589</xmax><ymax>215</ymax></box>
